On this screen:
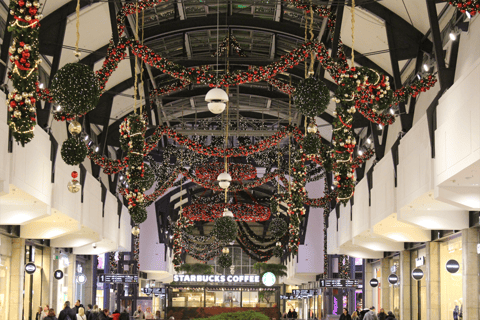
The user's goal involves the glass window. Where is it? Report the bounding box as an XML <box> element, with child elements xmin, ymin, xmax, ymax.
<box><xmin>242</xmin><ymin>291</ymin><xmax>258</xmax><ymax>307</ymax></box>
<box><xmin>171</xmin><ymin>288</ymin><xmax>204</xmax><ymax>307</ymax></box>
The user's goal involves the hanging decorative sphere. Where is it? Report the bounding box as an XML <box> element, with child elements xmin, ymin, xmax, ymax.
<box><xmin>50</xmin><ymin>63</ymin><xmax>101</xmax><ymax>116</ymax></box>
<box><xmin>68</xmin><ymin>120</ymin><xmax>82</xmax><ymax>135</ymax></box>
<box><xmin>131</xmin><ymin>206</ymin><xmax>148</xmax><ymax>224</ymax></box>
<box><xmin>222</xmin><ymin>247</ymin><xmax>230</xmax><ymax>254</ymax></box>
<box><xmin>61</xmin><ymin>136</ymin><xmax>87</xmax><ymax>166</ymax></box>
<box><xmin>268</xmin><ymin>217</ymin><xmax>288</xmax><ymax>238</ymax></box>
<box><xmin>208</xmin><ymin>102</ymin><xmax>226</xmax><ymax>114</ymax></box>
<box><xmin>217</xmin><ymin>172</ymin><xmax>232</xmax><ymax>189</ymax></box>
<box><xmin>13</xmin><ymin>110</ymin><xmax>21</xmax><ymax>118</ymax></box>
<box><xmin>218</xmin><ymin>253</ymin><xmax>232</xmax><ymax>268</ymax></box>
<box><xmin>214</xmin><ymin>216</ymin><xmax>238</xmax><ymax>242</ymax></box>
<box><xmin>132</xmin><ymin>226</ymin><xmax>140</xmax><ymax>236</ymax></box>
<box><xmin>294</xmin><ymin>77</ymin><xmax>330</xmax><ymax>118</ymax></box>
<box><xmin>307</xmin><ymin>122</ymin><xmax>318</xmax><ymax>134</ymax></box>
<box><xmin>222</xmin><ymin>208</ymin><xmax>234</xmax><ymax>218</ymax></box>
<box><xmin>67</xmin><ymin>179</ymin><xmax>81</xmax><ymax>193</ymax></box>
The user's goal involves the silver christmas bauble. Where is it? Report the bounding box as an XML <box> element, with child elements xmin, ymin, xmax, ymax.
<box><xmin>132</xmin><ymin>226</ymin><xmax>140</xmax><ymax>236</ymax></box>
<box><xmin>307</xmin><ymin>123</ymin><xmax>318</xmax><ymax>134</ymax></box>
<box><xmin>68</xmin><ymin>121</ymin><xmax>82</xmax><ymax>135</ymax></box>
<box><xmin>67</xmin><ymin>179</ymin><xmax>81</xmax><ymax>193</ymax></box>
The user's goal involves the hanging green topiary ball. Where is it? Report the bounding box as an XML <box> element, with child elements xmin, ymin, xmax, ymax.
<box><xmin>218</xmin><ymin>253</ymin><xmax>232</xmax><ymax>268</ymax></box>
<box><xmin>294</xmin><ymin>77</ymin><xmax>330</xmax><ymax>118</ymax></box>
<box><xmin>131</xmin><ymin>206</ymin><xmax>148</xmax><ymax>224</ymax></box>
<box><xmin>214</xmin><ymin>216</ymin><xmax>238</xmax><ymax>242</ymax></box>
<box><xmin>268</xmin><ymin>217</ymin><xmax>288</xmax><ymax>239</ymax></box>
<box><xmin>273</xmin><ymin>245</ymin><xmax>283</xmax><ymax>258</ymax></box>
<box><xmin>50</xmin><ymin>63</ymin><xmax>101</xmax><ymax>116</ymax></box>
<box><xmin>61</xmin><ymin>136</ymin><xmax>87</xmax><ymax>166</ymax></box>
<box><xmin>129</xmin><ymin>163</ymin><xmax>155</xmax><ymax>191</ymax></box>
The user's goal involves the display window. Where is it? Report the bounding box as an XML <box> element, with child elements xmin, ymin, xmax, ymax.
<box><xmin>440</xmin><ymin>236</ymin><xmax>463</xmax><ymax>320</ymax></box>
<box><xmin>285</xmin><ymin>299</ymin><xmax>299</xmax><ymax>315</ymax></box>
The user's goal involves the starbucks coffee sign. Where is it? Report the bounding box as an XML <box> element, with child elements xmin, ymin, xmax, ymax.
<box><xmin>173</xmin><ymin>274</ymin><xmax>260</xmax><ymax>283</ymax></box>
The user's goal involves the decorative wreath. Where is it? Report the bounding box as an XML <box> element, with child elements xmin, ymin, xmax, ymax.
<box><xmin>195</xmin><ymin>162</ymin><xmax>257</xmax><ymax>181</ymax></box>
<box><xmin>183</xmin><ymin>203</ymin><xmax>271</xmax><ymax>222</ymax></box>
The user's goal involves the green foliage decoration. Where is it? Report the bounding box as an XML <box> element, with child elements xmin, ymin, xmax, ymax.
<box><xmin>253</xmin><ymin>262</ymin><xmax>287</xmax><ymax>279</ymax></box>
<box><xmin>268</xmin><ymin>217</ymin><xmax>288</xmax><ymax>239</ymax></box>
<box><xmin>213</xmin><ymin>216</ymin><xmax>238</xmax><ymax>243</ymax></box>
<box><xmin>302</xmin><ymin>133</ymin><xmax>322</xmax><ymax>155</ymax></box>
<box><xmin>61</xmin><ymin>136</ymin><xmax>88</xmax><ymax>166</ymax></box>
<box><xmin>218</xmin><ymin>253</ymin><xmax>232</xmax><ymax>269</ymax></box>
<box><xmin>192</xmin><ymin>311</ymin><xmax>270</xmax><ymax>320</ymax></box>
<box><xmin>50</xmin><ymin>63</ymin><xmax>101</xmax><ymax>116</ymax></box>
<box><xmin>294</xmin><ymin>77</ymin><xmax>330</xmax><ymax>118</ymax></box>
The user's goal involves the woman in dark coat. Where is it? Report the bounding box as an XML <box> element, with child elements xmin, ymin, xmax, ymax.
<box><xmin>385</xmin><ymin>311</ymin><xmax>396</xmax><ymax>320</ymax></box>
<box><xmin>340</xmin><ymin>308</ymin><xmax>352</xmax><ymax>320</ymax></box>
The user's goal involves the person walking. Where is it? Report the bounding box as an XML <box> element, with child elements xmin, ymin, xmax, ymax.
<box><xmin>74</xmin><ymin>301</ymin><xmax>84</xmax><ymax>314</ymax></box>
<box><xmin>36</xmin><ymin>306</ymin><xmax>43</xmax><ymax>320</ymax></box>
<box><xmin>89</xmin><ymin>305</ymin><xmax>100</xmax><ymax>320</ymax></box>
<box><xmin>352</xmin><ymin>311</ymin><xmax>359</xmax><ymax>320</ymax></box>
<box><xmin>133</xmin><ymin>306</ymin><xmax>145</xmax><ymax>319</ymax></box>
<box><xmin>377</xmin><ymin>308</ymin><xmax>387</xmax><ymax>320</ymax></box>
<box><xmin>77</xmin><ymin>308</ymin><xmax>87</xmax><ymax>320</ymax></box>
<box><xmin>385</xmin><ymin>311</ymin><xmax>396</xmax><ymax>320</ymax></box>
<box><xmin>120</xmin><ymin>310</ymin><xmax>130</xmax><ymax>320</ymax></box>
<box><xmin>111</xmin><ymin>310</ymin><xmax>121</xmax><ymax>320</ymax></box>
<box><xmin>59</xmin><ymin>302</ymin><xmax>77</xmax><ymax>320</ymax></box>
<box><xmin>340</xmin><ymin>308</ymin><xmax>352</xmax><ymax>320</ymax></box>
<box><xmin>155</xmin><ymin>311</ymin><xmax>161</xmax><ymax>320</ymax></box>
<box><xmin>364</xmin><ymin>307</ymin><xmax>378</xmax><ymax>320</ymax></box>
<box><xmin>44</xmin><ymin>309</ymin><xmax>58</xmax><ymax>320</ymax></box>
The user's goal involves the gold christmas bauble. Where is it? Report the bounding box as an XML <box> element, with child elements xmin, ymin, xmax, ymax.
<box><xmin>67</xmin><ymin>179</ymin><xmax>81</xmax><ymax>193</ymax></box>
<box><xmin>222</xmin><ymin>247</ymin><xmax>229</xmax><ymax>254</ymax></box>
<box><xmin>13</xmin><ymin>110</ymin><xmax>21</xmax><ymax>118</ymax></box>
<box><xmin>68</xmin><ymin>121</ymin><xmax>82</xmax><ymax>135</ymax></box>
<box><xmin>307</xmin><ymin>123</ymin><xmax>318</xmax><ymax>134</ymax></box>
<box><xmin>132</xmin><ymin>226</ymin><xmax>140</xmax><ymax>236</ymax></box>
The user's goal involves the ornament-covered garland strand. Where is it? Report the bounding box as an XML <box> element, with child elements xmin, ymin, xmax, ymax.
<box><xmin>7</xmin><ymin>0</ymin><xmax>42</xmax><ymax>146</ymax></box>
<box><xmin>449</xmin><ymin>0</ymin><xmax>480</xmax><ymax>15</ymax></box>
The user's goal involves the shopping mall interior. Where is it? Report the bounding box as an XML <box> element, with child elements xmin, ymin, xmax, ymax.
<box><xmin>0</xmin><ymin>0</ymin><xmax>479</xmax><ymax>319</ymax></box>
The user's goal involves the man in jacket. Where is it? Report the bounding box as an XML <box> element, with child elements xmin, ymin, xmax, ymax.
<box><xmin>133</xmin><ymin>306</ymin><xmax>145</xmax><ymax>319</ymax></box>
<box><xmin>74</xmin><ymin>301</ymin><xmax>84</xmax><ymax>314</ymax></box>
<box><xmin>120</xmin><ymin>310</ymin><xmax>130</xmax><ymax>320</ymax></box>
<box><xmin>364</xmin><ymin>307</ymin><xmax>378</xmax><ymax>320</ymax></box>
<box><xmin>59</xmin><ymin>301</ymin><xmax>76</xmax><ymax>320</ymax></box>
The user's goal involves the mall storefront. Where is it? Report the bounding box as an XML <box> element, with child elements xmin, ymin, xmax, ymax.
<box><xmin>165</xmin><ymin>274</ymin><xmax>280</xmax><ymax>319</ymax></box>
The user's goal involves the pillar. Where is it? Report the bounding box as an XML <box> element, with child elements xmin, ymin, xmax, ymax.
<box><xmin>9</xmin><ymin>238</ymin><xmax>25</xmax><ymax>320</ymax></box>
<box><xmin>381</xmin><ymin>258</ymin><xmax>390</xmax><ymax>310</ymax></box>
<box><xmin>68</xmin><ymin>254</ymin><xmax>76</xmax><ymax>302</ymax></box>
<box><xmin>41</xmin><ymin>247</ymin><xmax>51</xmax><ymax>308</ymax></box>
<box><xmin>84</xmin><ymin>258</ymin><xmax>94</xmax><ymax>305</ymax></box>
<box><xmin>364</xmin><ymin>262</ymin><xmax>373</xmax><ymax>309</ymax></box>
<box><xmin>399</xmin><ymin>250</ymin><xmax>411</xmax><ymax>320</ymax></box>
<box><xmin>426</xmin><ymin>241</ymin><xmax>440</xmax><ymax>320</ymax></box>
<box><xmin>462</xmin><ymin>228</ymin><xmax>479</xmax><ymax>320</ymax></box>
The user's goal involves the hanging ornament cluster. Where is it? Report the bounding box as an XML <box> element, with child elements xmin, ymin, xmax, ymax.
<box><xmin>213</xmin><ymin>216</ymin><xmax>238</xmax><ymax>243</ymax></box>
<box><xmin>67</xmin><ymin>171</ymin><xmax>81</xmax><ymax>193</ymax></box>
<box><xmin>50</xmin><ymin>63</ymin><xmax>101</xmax><ymax>117</ymax></box>
<box><xmin>6</xmin><ymin>0</ymin><xmax>42</xmax><ymax>146</ymax></box>
<box><xmin>172</xmin><ymin>214</ymin><xmax>194</xmax><ymax>270</ymax></box>
<box><xmin>294</xmin><ymin>77</ymin><xmax>330</xmax><ymax>118</ymax></box>
<box><xmin>449</xmin><ymin>0</ymin><xmax>480</xmax><ymax>15</ymax></box>
<box><xmin>218</xmin><ymin>253</ymin><xmax>233</xmax><ymax>268</ymax></box>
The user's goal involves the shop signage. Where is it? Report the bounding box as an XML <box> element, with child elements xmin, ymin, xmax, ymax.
<box><xmin>76</xmin><ymin>273</ymin><xmax>87</xmax><ymax>284</ymax></box>
<box><xmin>280</xmin><ymin>294</ymin><xmax>296</xmax><ymax>300</ymax></box>
<box><xmin>388</xmin><ymin>274</ymin><xmax>398</xmax><ymax>284</ymax></box>
<box><xmin>390</xmin><ymin>265</ymin><xmax>397</xmax><ymax>273</ymax></box>
<box><xmin>97</xmin><ymin>274</ymin><xmax>139</xmax><ymax>283</ymax></box>
<box><xmin>446</xmin><ymin>259</ymin><xmax>460</xmax><ymax>273</ymax></box>
<box><xmin>415</xmin><ymin>256</ymin><xmax>425</xmax><ymax>267</ymax></box>
<box><xmin>411</xmin><ymin>268</ymin><xmax>424</xmax><ymax>280</ymax></box>
<box><xmin>173</xmin><ymin>274</ymin><xmax>260</xmax><ymax>284</ymax></box>
<box><xmin>369</xmin><ymin>278</ymin><xmax>379</xmax><ymax>287</ymax></box>
<box><xmin>292</xmin><ymin>289</ymin><xmax>318</xmax><ymax>296</ymax></box>
<box><xmin>142</xmin><ymin>288</ymin><xmax>166</xmax><ymax>296</ymax></box>
<box><xmin>25</xmin><ymin>262</ymin><xmax>36</xmax><ymax>274</ymax></box>
<box><xmin>54</xmin><ymin>270</ymin><xmax>64</xmax><ymax>280</ymax></box>
<box><xmin>319</xmin><ymin>279</ymin><xmax>358</xmax><ymax>288</ymax></box>
<box><xmin>262</xmin><ymin>272</ymin><xmax>276</xmax><ymax>287</ymax></box>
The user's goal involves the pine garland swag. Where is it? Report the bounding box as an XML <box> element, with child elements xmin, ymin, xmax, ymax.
<box><xmin>50</xmin><ymin>63</ymin><xmax>101</xmax><ymax>116</ymax></box>
<box><xmin>61</xmin><ymin>136</ymin><xmax>88</xmax><ymax>165</ymax></box>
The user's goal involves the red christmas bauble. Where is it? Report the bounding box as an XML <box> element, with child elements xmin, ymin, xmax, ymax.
<box><xmin>71</xmin><ymin>171</ymin><xmax>78</xmax><ymax>179</ymax></box>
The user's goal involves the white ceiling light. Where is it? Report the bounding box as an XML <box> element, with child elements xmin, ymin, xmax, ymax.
<box><xmin>217</xmin><ymin>172</ymin><xmax>232</xmax><ymax>189</ymax></box>
<box><xmin>205</xmin><ymin>88</ymin><xmax>228</xmax><ymax>114</ymax></box>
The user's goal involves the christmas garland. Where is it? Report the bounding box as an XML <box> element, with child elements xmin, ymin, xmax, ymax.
<box><xmin>195</xmin><ymin>162</ymin><xmax>257</xmax><ymax>181</ymax></box>
<box><xmin>109</xmin><ymin>251</ymin><xmax>118</xmax><ymax>273</ymax></box>
<box><xmin>134</xmin><ymin>235</ymin><xmax>140</xmax><ymax>269</ymax></box>
<box><xmin>172</xmin><ymin>214</ymin><xmax>194</xmax><ymax>270</ymax></box>
<box><xmin>212</xmin><ymin>34</ymin><xmax>247</xmax><ymax>57</ymax></box>
<box><xmin>449</xmin><ymin>0</ymin><xmax>480</xmax><ymax>15</ymax></box>
<box><xmin>338</xmin><ymin>255</ymin><xmax>351</xmax><ymax>279</ymax></box>
<box><xmin>7</xmin><ymin>0</ymin><xmax>42</xmax><ymax>146</ymax></box>
<box><xmin>238</xmin><ymin>221</ymin><xmax>277</xmax><ymax>243</ymax></box>
<box><xmin>182</xmin><ymin>203</ymin><xmax>271</xmax><ymax>222</ymax></box>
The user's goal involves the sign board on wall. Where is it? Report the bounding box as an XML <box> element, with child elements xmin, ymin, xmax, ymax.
<box><xmin>173</xmin><ymin>274</ymin><xmax>260</xmax><ymax>284</ymax></box>
<box><xmin>319</xmin><ymin>279</ymin><xmax>358</xmax><ymax>288</ymax></box>
<box><xmin>25</xmin><ymin>262</ymin><xmax>36</xmax><ymax>274</ymax></box>
<box><xmin>415</xmin><ymin>256</ymin><xmax>425</xmax><ymax>267</ymax></box>
<box><xmin>76</xmin><ymin>273</ymin><xmax>87</xmax><ymax>284</ymax></box>
<box><xmin>54</xmin><ymin>270</ymin><xmax>64</xmax><ymax>280</ymax></box>
<box><xmin>445</xmin><ymin>259</ymin><xmax>460</xmax><ymax>273</ymax></box>
<box><xmin>411</xmin><ymin>268</ymin><xmax>424</xmax><ymax>280</ymax></box>
<box><xmin>98</xmin><ymin>274</ymin><xmax>139</xmax><ymax>283</ymax></box>
<box><xmin>369</xmin><ymin>278</ymin><xmax>379</xmax><ymax>287</ymax></box>
<box><xmin>388</xmin><ymin>274</ymin><xmax>398</xmax><ymax>284</ymax></box>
